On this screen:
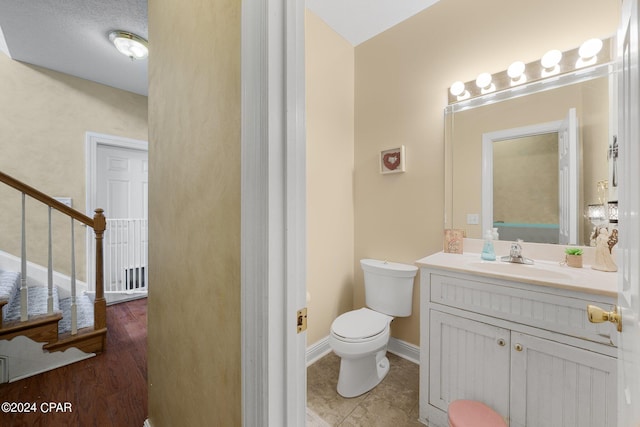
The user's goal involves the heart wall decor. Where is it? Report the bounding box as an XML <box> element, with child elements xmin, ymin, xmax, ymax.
<box><xmin>380</xmin><ymin>145</ymin><xmax>406</xmax><ymax>174</ymax></box>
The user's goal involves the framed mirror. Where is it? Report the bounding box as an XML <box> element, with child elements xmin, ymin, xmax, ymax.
<box><xmin>444</xmin><ymin>63</ymin><xmax>614</xmax><ymax>246</ymax></box>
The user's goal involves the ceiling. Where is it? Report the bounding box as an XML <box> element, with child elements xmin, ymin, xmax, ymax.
<box><xmin>306</xmin><ymin>0</ymin><xmax>439</xmax><ymax>46</ymax></box>
<box><xmin>0</xmin><ymin>0</ymin><xmax>438</xmax><ymax>97</ymax></box>
<box><xmin>0</xmin><ymin>0</ymin><xmax>148</xmax><ymax>96</ymax></box>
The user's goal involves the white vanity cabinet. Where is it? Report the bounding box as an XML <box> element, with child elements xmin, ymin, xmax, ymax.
<box><xmin>419</xmin><ymin>263</ymin><xmax>618</xmax><ymax>427</ymax></box>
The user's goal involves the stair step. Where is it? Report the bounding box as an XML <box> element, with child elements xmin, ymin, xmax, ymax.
<box><xmin>0</xmin><ymin>269</ymin><xmax>93</xmax><ymax>331</ymax></box>
<box><xmin>58</xmin><ymin>294</ymin><xmax>94</xmax><ymax>335</ymax></box>
<box><xmin>4</xmin><ymin>285</ymin><xmax>60</xmax><ymax>323</ymax></box>
<box><xmin>0</xmin><ymin>270</ymin><xmax>20</xmax><ymax>320</ymax></box>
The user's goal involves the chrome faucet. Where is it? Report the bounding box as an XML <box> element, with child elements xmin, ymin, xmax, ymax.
<box><xmin>500</xmin><ymin>239</ymin><xmax>534</xmax><ymax>265</ymax></box>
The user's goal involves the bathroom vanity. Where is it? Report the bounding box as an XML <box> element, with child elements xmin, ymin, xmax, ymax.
<box><xmin>417</xmin><ymin>250</ymin><xmax>618</xmax><ymax>427</ymax></box>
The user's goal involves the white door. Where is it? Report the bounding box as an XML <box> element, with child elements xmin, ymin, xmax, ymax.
<box><xmin>558</xmin><ymin>108</ymin><xmax>579</xmax><ymax>245</ymax></box>
<box><xmin>96</xmin><ymin>143</ymin><xmax>149</xmax><ymax>292</ymax></box>
<box><xmin>617</xmin><ymin>0</ymin><xmax>640</xmax><ymax>425</ymax></box>
<box><xmin>96</xmin><ymin>144</ymin><xmax>148</xmax><ymax>219</ymax></box>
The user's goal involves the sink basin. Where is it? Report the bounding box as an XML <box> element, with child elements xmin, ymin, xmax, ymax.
<box><xmin>467</xmin><ymin>261</ymin><xmax>573</xmax><ymax>280</ymax></box>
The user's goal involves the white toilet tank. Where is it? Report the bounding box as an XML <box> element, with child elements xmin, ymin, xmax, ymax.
<box><xmin>361</xmin><ymin>259</ymin><xmax>418</xmax><ymax>317</ymax></box>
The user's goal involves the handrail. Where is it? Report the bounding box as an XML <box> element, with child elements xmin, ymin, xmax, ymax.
<box><xmin>0</xmin><ymin>171</ymin><xmax>94</xmax><ymax>227</ymax></box>
<box><xmin>0</xmin><ymin>170</ymin><xmax>106</xmax><ymax>338</ymax></box>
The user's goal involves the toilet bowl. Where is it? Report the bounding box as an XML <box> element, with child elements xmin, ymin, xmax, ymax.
<box><xmin>329</xmin><ymin>259</ymin><xmax>417</xmax><ymax>398</ymax></box>
<box><xmin>329</xmin><ymin>308</ymin><xmax>393</xmax><ymax>397</ymax></box>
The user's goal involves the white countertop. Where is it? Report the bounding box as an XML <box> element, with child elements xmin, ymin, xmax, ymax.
<box><xmin>416</xmin><ymin>251</ymin><xmax>618</xmax><ymax>297</ymax></box>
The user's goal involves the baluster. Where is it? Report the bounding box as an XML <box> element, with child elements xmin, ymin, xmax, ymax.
<box><xmin>134</xmin><ymin>219</ymin><xmax>139</xmax><ymax>288</ymax></box>
<box><xmin>126</xmin><ymin>220</ymin><xmax>131</xmax><ymax>291</ymax></box>
<box><xmin>117</xmin><ymin>219</ymin><xmax>121</xmax><ymax>291</ymax></box>
<box><xmin>47</xmin><ymin>207</ymin><xmax>53</xmax><ymax>314</ymax></box>
<box><xmin>20</xmin><ymin>193</ymin><xmax>28</xmax><ymax>321</ymax></box>
<box><xmin>105</xmin><ymin>219</ymin><xmax>110</xmax><ymax>292</ymax></box>
<box><xmin>93</xmin><ymin>209</ymin><xmax>107</xmax><ymax>331</ymax></box>
<box><xmin>70</xmin><ymin>218</ymin><xmax>77</xmax><ymax>335</ymax></box>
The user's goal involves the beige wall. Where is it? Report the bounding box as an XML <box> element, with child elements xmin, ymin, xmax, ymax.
<box><xmin>0</xmin><ymin>54</ymin><xmax>147</xmax><ymax>278</ymax></box>
<box><xmin>493</xmin><ymin>134</ymin><xmax>559</xmax><ymax>224</ymax></box>
<box><xmin>306</xmin><ymin>11</ymin><xmax>355</xmax><ymax>345</ymax></box>
<box><xmin>353</xmin><ymin>0</ymin><xmax>618</xmax><ymax>345</ymax></box>
<box><xmin>147</xmin><ymin>0</ymin><xmax>241</xmax><ymax>425</ymax></box>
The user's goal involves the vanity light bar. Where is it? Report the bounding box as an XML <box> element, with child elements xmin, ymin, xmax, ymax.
<box><xmin>447</xmin><ymin>37</ymin><xmax>612</xmax><ymax>104</ymax></box>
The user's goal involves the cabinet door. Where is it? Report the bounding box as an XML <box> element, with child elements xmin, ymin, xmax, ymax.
<box><xmin>510</xmin><ymin>332</ymin><xmax>617</xmax><ymax>427</ymax></box>
<box><xmin>429</xmin><ymin>310</ymin><xmax>510</xmax><ymax>419</ymax></box>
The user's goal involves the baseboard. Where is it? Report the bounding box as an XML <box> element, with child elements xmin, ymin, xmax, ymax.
<box><xmin>387</xmin><ymin>337</ymin><xmax>420</xmax><ymax>365</ymax></box>
<box><xmin>305</xmin><ymin>336</ymin><xmax>420</xmax><ymax>366</ymax></box>
<box><xmin>306</xmin><ymin>336</ymin><xmax>331</xmax><ymax>366</ymax></box>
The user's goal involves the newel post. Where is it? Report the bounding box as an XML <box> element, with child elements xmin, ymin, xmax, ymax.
<box><xmin>93</xmin><ymin>208</ymin><xmax>107</xmax><ymax>331</ymax></box>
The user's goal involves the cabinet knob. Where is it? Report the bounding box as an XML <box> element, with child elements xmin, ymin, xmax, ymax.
<box><xmin>587</xmin><ymin>304</ymin><xmax>622</xmax><ymax>332</ymax></box>
<box><xmin>497</xmin><ymin>338</ymin><xmax>506</xmax><ymax>346</ymax></box>
<box><xmin>514</xmin><ymin>343</ymin><xmax>523</xmax><ymax>352</ymax></box>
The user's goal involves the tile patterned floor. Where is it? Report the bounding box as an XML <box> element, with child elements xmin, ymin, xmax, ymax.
<box><xmin>307</xmin><ymin>352</ymin><xmax>424</xmax><ymax>426</ymax></box>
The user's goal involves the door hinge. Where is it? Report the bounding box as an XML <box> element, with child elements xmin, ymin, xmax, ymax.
<box><xmin>297</xmin><ymin>307</ymin><xmax>307</xmax><ymax>333</ymax></box>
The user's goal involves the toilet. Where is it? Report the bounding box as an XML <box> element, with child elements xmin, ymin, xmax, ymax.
<box><xmin>329</xmin><ymin>258</ymin><xmax>418</xmax><ymax>398</ymax></box>
<box><xmin>448</xmin><ymin>400</ymin><xmax>507</xmax><ymax>427</ymax></box>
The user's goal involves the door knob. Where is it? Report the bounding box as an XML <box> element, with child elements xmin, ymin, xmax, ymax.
<box><xmin>587</xmin><ymin>304</ymin><xmax>622</xmax><ymax>332</ymax></box>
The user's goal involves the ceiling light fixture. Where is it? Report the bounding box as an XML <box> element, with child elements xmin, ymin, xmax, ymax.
<box><xmin>109</xmin><ymin>30</ymin><xmax>148</xmax><ymax>60</ymax></box>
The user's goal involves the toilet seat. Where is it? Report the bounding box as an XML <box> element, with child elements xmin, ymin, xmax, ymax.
<box><xmin>331</xmin><ymin>308</ymin><xmax>392</xmax><ymax>343</ymax></box>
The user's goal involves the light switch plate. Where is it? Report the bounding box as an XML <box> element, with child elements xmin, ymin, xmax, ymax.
<box><xmin>467</xmin><ymin>213</ymin><xmax>480</xmax><ymax>225</ymax></box>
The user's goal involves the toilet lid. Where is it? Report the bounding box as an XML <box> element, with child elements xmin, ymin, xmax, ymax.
<box><xmin>332</xmin><ymin>308</ymin><xmax>391</xmax><ymax>340</ymax></box>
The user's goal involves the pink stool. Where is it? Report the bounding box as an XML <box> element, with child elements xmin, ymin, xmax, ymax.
<box><xmin>448</xmin><ymin>400</ymin><xmax>507</xmax><ymax>427</ymax></box>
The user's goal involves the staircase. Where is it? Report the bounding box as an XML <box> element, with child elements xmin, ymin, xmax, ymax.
<box><xmin>0</xmin><ymin>170</ymin><xmax>107</xmax><ymax>379</ymax></box>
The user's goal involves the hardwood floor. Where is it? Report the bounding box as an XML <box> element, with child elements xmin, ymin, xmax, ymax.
<box><xmin>0</xmin><ymin>298</ymin><xmax>147</xmax><ymax>427</ymax></box>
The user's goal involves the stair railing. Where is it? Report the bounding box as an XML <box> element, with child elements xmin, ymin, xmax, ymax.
<box><xmin>0</xmin><ymin>171</ymin><xmax>106</xmax><ymax>334</ymax></box>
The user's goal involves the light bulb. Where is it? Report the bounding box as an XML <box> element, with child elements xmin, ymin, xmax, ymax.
<box><xmin>450</xmin><ymin>81</ymin><xmax>466</xmax><ymax>97</ymax></box>
<box><xmin>475</xmin><ymin>73</ymin><xmax>492</xmax><ymax>89</ymax></box>
<box><xmin>579</xmin><ymin>38</ymin><xmax>603</xmax><ymax>59</ymax></box>
<box><xmin>541</xmin><ymin>49</ymin><xmax>562</xmax><ymax>69</ymax></box>
<box><xmin>507</xmin><ymin>61</ymin><xmax>525</xmax><ymax>79</ymax></box>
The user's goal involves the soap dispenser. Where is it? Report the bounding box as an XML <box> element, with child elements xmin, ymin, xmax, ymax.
<box><xmin>481</xmin><ymin>229</ymin><xmax>496</xmax><ymax>261</ymax></box>
<box><xmin>492</xmin><ymin>227</ymin><xmax>499</xmax><ymax>241</ymax></box>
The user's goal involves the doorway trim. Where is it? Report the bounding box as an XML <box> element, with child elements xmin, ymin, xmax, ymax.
<box><xmin>84</xmin><ymin>131</ymin><xmax>148</xmax><ymax>291</ymax></box>
<box><xmin>241</xmin><ymin>0</ymin><xmax>307</xmax><ymax>425</ymax></box>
